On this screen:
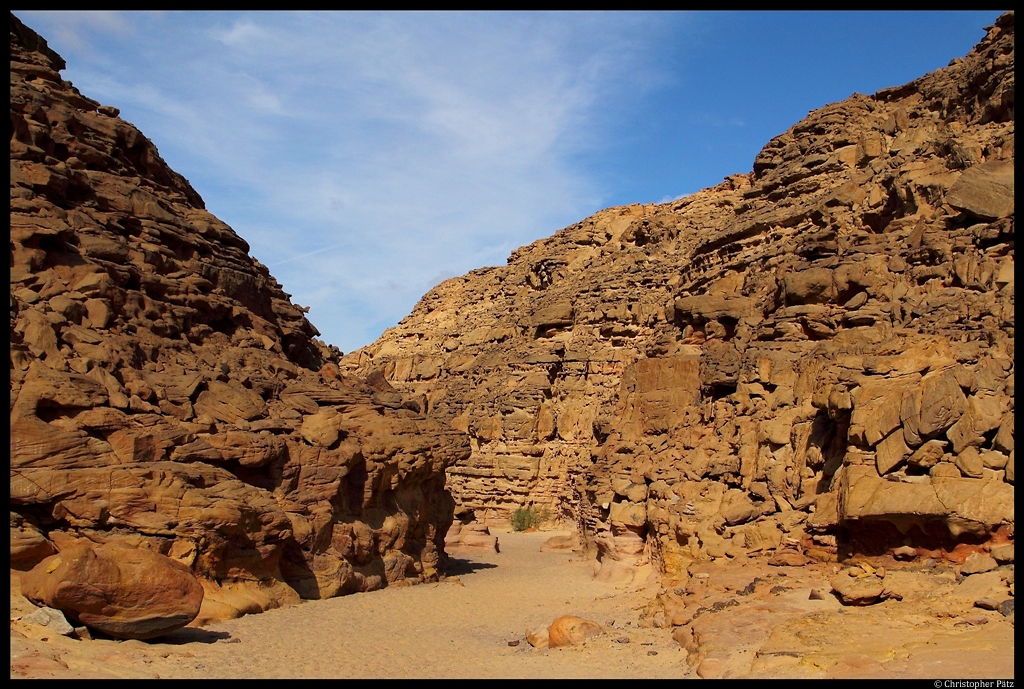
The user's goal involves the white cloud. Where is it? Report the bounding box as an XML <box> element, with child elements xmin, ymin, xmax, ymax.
<box><xmin>657</xmin><ymin>192</ymin><xmax>695</xmax><ymax>204</ymax></box>
<box><xmin>16</xmin><ymin>11</ymin><xmax>687</xmax><ymax>353</ymax></box>
<box><xmin>211</xmin><ymin>19</ymin><xmax>269</xmax><ymax>48</ymax></box>
<box><xmin>20</xmin><ymin>10</ymin><xmax>130</xmax><ymax>53</ymax></box>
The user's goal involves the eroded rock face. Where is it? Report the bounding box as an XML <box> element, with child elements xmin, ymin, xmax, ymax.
<box><xmin>349</xmin><ymin>13</ymin><xmax>1014</xmax><ymax>574</ymax></box>
<box><xmin>9</xmin><ymin>13</ymin><xmax>470</xmax><ymax>621</ymax></box>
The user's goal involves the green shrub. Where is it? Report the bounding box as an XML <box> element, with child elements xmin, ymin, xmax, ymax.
<box><xmin>510</xmin><ymin>506</ymin><xmax>551</xmax><ymax>531</ymax></box>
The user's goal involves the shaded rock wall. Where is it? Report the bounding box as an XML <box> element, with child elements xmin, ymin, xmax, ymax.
<box><xmin>349</xmin><ymin>13</ymin><xmax>1014</xmax><ymax>572</ymax></box>
<box><xmin>9</xmin><ymin>13</ymin><xmax>470</xmax><ymax>621</ymax></box>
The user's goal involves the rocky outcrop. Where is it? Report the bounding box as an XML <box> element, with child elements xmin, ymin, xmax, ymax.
<box><xmin>659</xmin><ymin>555</ymin><xmax>1014</xmax><ymax>678</ymax></box>
<box><xmin>349</xmin><ymin>12</ymin><xmax>1014</xmax><ymax>578</ymax></box>
<box><xmin>9</xmin><ymin>12</ymin><xmax>470</xmax><ymax>624</ymax></box>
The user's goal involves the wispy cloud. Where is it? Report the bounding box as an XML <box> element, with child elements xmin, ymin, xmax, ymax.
<box><xmin>17</xmin><ymin>10</ymin><xmax>1007</xmax><ymax>353</ymax></box>
<box><xmin>211</xmin><ymin>19</ymin><xmax>269</xmax><ymax>48</ymax></box>
<box><xmin>22</xmin><ymin>10</ymin><xmax>131</xmax><ymax>54</ymax></box>
<box><xmin>19</xmin><ymin>11</ymin><xmax>686</xmax><ymax>352</ymax></box>
<box><xmin>266</xmin><ymin>242</ymin><xmax>351</xmax><ymax>268</ymax></box>
<box><xmin>657</xmin><ymin>192</ymin><xmax>695</xmax><ymax>204</ymax></box>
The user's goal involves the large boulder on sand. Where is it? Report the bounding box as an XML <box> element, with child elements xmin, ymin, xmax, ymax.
<box><xmin>444</xmin><ymin>522</ymin><xmax>499</xmax><ymax>553</ymax></box>
<box><xmin>548</xmin><ymin>615</ymin><xmax>604</xmax><ymax>648</ymax></box>
<box><xmin>21</xmin><ymin>542</ymin><xmax>204</xmax><ymax>639</ymax></box>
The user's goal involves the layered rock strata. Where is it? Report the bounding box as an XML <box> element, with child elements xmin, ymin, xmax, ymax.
<box><xmin>350</xmin><ymin>13</ymin><xmax>1014</xmax><ymax>577</ymax></box>
<box><xmin>9</xmin><ymin>13</ymin><xmax>470</xmax><ymax>623</ymax></box>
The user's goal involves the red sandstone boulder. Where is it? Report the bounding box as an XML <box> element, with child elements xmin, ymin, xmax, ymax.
<box><xmin>21</xmin><ymin>542</ymin><xmax>204</xmax><ymax>639</ymax></box>
<box><xmin>548</xmin><ymin>615</ymin><xmax>604</xmax><ymax>648</ymax></box>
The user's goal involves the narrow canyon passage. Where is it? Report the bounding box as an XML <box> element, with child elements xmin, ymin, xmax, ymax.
<box><xmin>138</xmin><ymin>531</ymin><xmax>687</xmax><ymax>679</ymax></box>
<box><xmin>9</xmin><ymin>11</ymin><xmax>1015</xmax><ymax>682</ymax></box>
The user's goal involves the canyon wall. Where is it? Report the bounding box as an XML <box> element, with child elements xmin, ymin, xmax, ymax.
<box><xmin>349</xmin><ymin>13</ymin><xmax>1014</xmax><ymax>574</ymax></box>
<box><xmin>9</xmin><ymin>13</ymin><xmax>470</xmax><ymax>622</ymax></box>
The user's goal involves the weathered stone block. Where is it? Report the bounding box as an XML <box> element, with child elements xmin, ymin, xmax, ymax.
<box><xmin>945</xmin><ymin>160</ymin><xmax>1014</xmax><ymax>219</ymax></box>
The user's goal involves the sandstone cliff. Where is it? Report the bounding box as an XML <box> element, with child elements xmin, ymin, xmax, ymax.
<box><xmin>9</xmin><ymin>13</ymin><xmax>470</xmax><ymax>622</ymax></box>
<box><xmin>349</xmin><ymin>13</ymin><xmax>1014</xmax><ymax>577</ymax></box>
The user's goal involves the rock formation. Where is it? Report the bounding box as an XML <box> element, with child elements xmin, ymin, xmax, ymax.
<box><xmin>444</xmin><ymin>521</ymin><xmax>499</xmax><ymax>554</ymax></box>
<box><xmin>21</xmin><ymin>542</ymin><xmax>205</xmax><ymax>639</ymax></box>
<box><xmin>349</xmin><ymin>13</ymin><xmax>1014</xmax><ymax>579</ymax></box>
<box><xmin>546</xmin><ymin>614</ymin><xmax>604</xmax><ymax>648</ymax></box>
<box><xmin>9</xmin><ymin>12</ymin><xmax>470</xmax><ymax>626</ymax></box>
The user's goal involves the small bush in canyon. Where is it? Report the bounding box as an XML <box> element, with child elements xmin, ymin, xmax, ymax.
<box><xmin>511</xmin><ymin>506</ymin><xmax>551</xmax><ymax>532</ymax></box>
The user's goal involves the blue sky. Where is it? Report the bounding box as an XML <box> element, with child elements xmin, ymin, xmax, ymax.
<box><xmin>15</xmin><ymin>11</ymin><xmax>1006</xmax><ymax>353</ymax></box>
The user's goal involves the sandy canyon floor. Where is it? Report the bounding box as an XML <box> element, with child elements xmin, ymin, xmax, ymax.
<box><xmin>10</xmin><ymin>531</ymin><xmax>1015</xmax><ymax>679</ymax></box>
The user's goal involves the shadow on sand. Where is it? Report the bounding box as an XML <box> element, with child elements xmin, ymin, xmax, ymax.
<box><xmin>443</xmin><ymin>557</ymin><xmax>499</xmax><ymax>577</ymax></box>
<box><xmin>152</xmin><ymin>627</ymin><xmax>234</xmax><ymax>645</ymax></box>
